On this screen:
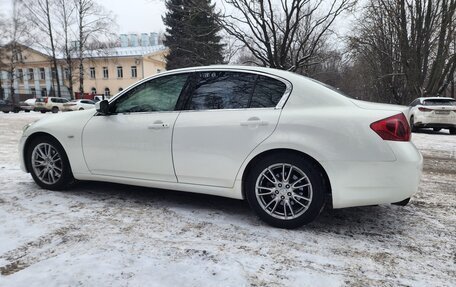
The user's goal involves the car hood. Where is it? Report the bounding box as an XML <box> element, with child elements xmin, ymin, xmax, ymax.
<box><xmin>24</xmin><ymin>109</ymin><xmax>96</xmax><ymax>137</ymax></box>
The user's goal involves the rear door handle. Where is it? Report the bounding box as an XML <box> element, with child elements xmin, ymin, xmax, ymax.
<box><xmin>148</xmin><ymin>120</ymin><xmax>169</xmax><ymax>130</ymax></box>
<box><xmin>240</xmin><ymin>117</ymin><xmax>268</xmax><ymax>127</ymax></box>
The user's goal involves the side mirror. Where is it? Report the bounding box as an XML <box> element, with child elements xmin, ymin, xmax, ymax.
<box><xmin>95</xmin><ymin>100</ymin><xmax>109</xmax><ymax>115</ymax></box>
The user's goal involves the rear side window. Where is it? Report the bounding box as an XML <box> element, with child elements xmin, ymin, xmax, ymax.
<box><xmin>250</xmin><ymin>76</ymin><xmax>287</xmax><ymax>108</ymax></box>
<box><xmin>36</xmin><ymin>98</ymin><xmax>45</xmax><ymax>102</ymax></box>
<box><xmin>185</xmin><ymin>72</ymin><xmax>287</xmax><ymax>110</ymax></box>
<box><xmin>187</xmin><ymin>72</ymin><xmax>256</xmax><ymax>110</ymax></box>
<box><xmin>423</xmin><ymin>99</ymin><xmax>456</xmax><ymax>106</ymax></box>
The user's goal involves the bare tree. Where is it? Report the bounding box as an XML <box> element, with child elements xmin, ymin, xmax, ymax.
<box><xmin>74</xmin><ymin>0</ymin><xmax>112</xmax><ymax>95</ymax></box>
<box><xmin>219</xmin><ymin>0</ymin><xmax>356</xmax><ymax>72</ymax></box>
<box><xmin>0</xmin><ymin>0</ymin><xmax>30</xmax><ymax>103</ymax></box>
<box><xmin>55</xmin><ymin>0</ymin><xmax>77</xmax><ymax>99</ymax></box>
<box><xmin>24</xmin><ymin>0</ymin><xmax>62</xmax><ymax>97</ymax></box>
<box><xmin>350</xmin><ymin>0</ymin><xmax>456</xmax><ymax>104</ymax></box>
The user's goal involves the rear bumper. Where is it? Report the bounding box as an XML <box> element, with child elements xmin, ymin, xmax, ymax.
<box><xmin>323</xmin><ymin>142</ymin><xmax>423</xmax><ymax>208</ymax></box>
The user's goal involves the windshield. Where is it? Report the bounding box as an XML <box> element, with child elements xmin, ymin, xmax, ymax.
<box><xmin>423</xmin><ymin>99</ymin><xmax>456</xmax><ymax>106</ymax></box>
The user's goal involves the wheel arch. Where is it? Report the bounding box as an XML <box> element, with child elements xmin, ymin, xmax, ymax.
<box><xmin>23</xmin><ymin>132</ymin><xmax>67</xmax><ymax>173</ymax></box>
<box><xmin>241</xmin><ymin>148</ymin><xmax>333</xmax><ymax>208</ymax></box>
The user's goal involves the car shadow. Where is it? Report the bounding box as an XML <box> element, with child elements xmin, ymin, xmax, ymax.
<box><xmin>62</xmin><ymin>180</ymin><xmax>411</xmax><ymax>234</ymax></box>
<box><xmin>413</xmin><ymin>128</ymin><xmax>452</xmax><ymax>135</ymax></box>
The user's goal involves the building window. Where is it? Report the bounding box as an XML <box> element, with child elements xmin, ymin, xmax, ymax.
<box><xmin>89</xmin><ymin>67</ymin><xmax>96</xmax><ymax>79</ymax></box>
<box><xmin>91</xmin><ymin>87</ymin><xmax>97</xmax><ymax>95</ymax></box>
<box><xmin>39</xmin><ymin>68</ymin><xmax>45</xmax><ymax>80</ymax></box>
<box><xmin>131</xmin><ymin>66</ymin><xmax>137</xmax><ymax>78</ymax></box>
<box><xmin>31</xmin><ymin>88</ymin><xmax>36</xmax><ymax>96</ymax></box>
<box><xmin>103</xmin><ymin>67</ymin><xmax>108</xmax><ymax>79</ymax></box>
<box><xmin>28</xmin><ymin>68</ymin><xmax>34</xmax><ymax>81</ymax></box>
<box><xmin>64</xmin><ymin>68</ymin><xmax>70</xmax><ymax>80</ymax></box>
<box><xmin>17</xmin><ymin>69</ymin><xmax>23</xmax><ymax>81</ymax></box>
<box><xmin>104</xmin><ymin>87</ymin><xmax>110</xmax><ymax>98</ymax></box>
<box><xmin>117</xmin><ymin>66</ymin><xmax>123</xmax><ymax>78</ymax></box>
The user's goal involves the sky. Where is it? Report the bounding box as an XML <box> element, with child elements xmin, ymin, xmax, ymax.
<box><xmin>0</xmin><ymin>0</ymin><xmax>167</xmax><ymax>34</ymax></box>
<box><xmin>0</xmin><ymin>0</ymin><xmax>357</xmax><ymax>41</ymax></box>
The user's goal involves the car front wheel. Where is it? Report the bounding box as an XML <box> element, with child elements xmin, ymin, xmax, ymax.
<box><xmin>27</xmin><ymin>136</ymin><xmax>74</xmax><ymax>190</ymax></box>
<box><xmin>245</xmin><ymin>153</ymin><xmax>326</xmax><ymax>229</ymax></box>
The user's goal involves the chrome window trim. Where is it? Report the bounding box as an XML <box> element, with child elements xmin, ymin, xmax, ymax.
<box><xmin>107</xmin><ymin>68</ymin><xmax>293</xmax><ymax>111</ymax></box>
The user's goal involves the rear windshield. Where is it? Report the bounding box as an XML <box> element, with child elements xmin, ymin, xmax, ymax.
<box><xmin>423</xmin><ymin>99</ymin><xmax>456</xmax><ymax>106</ymax></box>
<box><xmin>36</xmin><ymin>98</ymin><xmax>45</xmax><ymax>102</ymax></box>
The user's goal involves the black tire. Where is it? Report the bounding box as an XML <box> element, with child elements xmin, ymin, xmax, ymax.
<box><xmin>51</xmin><ymin>107</ymin><xmax>59</xmax><ymax>113</ymax></box>
<box><xmin>26</xmin><ymin>136</ymin><xmax>74</xmax><ymax>190</ymax></box>
<box><xmin>450</xmin><ymin>128</ymin><xmax>456</xmax><ymax>135</ymax></box>
<box><xmin>410</xmin><ymin>116</ymin><xmax>417</xmax><ymax>132</ymax></box>
<box><xmin>433</xmin><ymin>128</ymin><xmax>441</xmax><ymax>132</ymax></box>
<box><xmin>13</xmin><ymin>108</ymin><xmax>20</xmax><ymax>113</ymax></box>
<box><xmin>25</xmin><ymin>110</ymin><xmax>30</xmax><ymax>113</ymax></box>
<box><xmin>2</xmin><ymin>111</ymin><xmax>9</xmax><ymax>113</ymax></box>
<box><xmin>79</xmin><ymin>108</ymin><xmax>84</xmax><ymax>110</ymax></box>
<box><xmin>40</xmin><ymin>110</ymin><xmax>46</xmax><ymax>113</ymax></box>
<box><xmin>245</xmin><ymin>153</ymin><xmax>327</xmax><ymax>229</ymax></box>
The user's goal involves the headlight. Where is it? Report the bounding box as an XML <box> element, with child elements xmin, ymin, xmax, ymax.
<box><xmin>22</xmin><ymin>120</ymin><xmax>38</xmax><ymax>133</ymax></box>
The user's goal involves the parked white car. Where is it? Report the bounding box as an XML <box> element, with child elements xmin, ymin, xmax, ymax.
<box><xmin>408</xmin><ymin>97</ymin><xmax>456</xmax><ymax>134</ymax></box>
<box><xmin>20</xmin><ymin>98</ymin><xmax>36</xmax><ymax>112</ymax></box>
<box><xmin>19</xmin><ymin>66</ymin><xmax>423</xmax><ymax>228</ymax></box>
<box><xmin>34</xmin><ymin>97</ymin><xmax>70</xmax><ymax>113</ymax></box>
<box><xmin>62</xmin><ymin>99</ymin><xmax>96</xmax><ymax>111</ymax></box>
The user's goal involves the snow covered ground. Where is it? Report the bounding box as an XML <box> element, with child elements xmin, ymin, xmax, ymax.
<box><xmin>0</xmin><ymin>112</ymin><xmax>455</xmax><ymax>287</ymax></box>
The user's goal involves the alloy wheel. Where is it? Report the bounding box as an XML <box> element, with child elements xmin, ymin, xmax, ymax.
<box><xmin>255</xmin><ymin>163</ymin><xmax>313</xmax><ymax>220</ymax></box>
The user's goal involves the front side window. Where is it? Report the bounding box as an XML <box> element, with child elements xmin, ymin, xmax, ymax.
<box><xmin>186</xmin><ymin>72</ymin><xmax>257</xmax><ymax>110</ymax></box>
<box><xmin>114</xmin><ymin>73</ymin><xmax>188</xmax><ymax>113</ymax></box>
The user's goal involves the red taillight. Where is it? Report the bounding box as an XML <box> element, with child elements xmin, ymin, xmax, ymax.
<box><xmin>418</xmin><ymin>107</ymin><xmax>432</xmax><ymax>112</ymax></box>
<box><xmin>370</xmin><ymin>113</ymin><xmax>411</xmax><ymax>141</ymax></box>
<box><xmin>44</xmin><ymin>97</ymin><xmax>48</xmax><ymax>103</ymax></box>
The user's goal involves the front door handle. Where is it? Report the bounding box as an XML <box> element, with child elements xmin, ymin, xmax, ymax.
<box><xmin>148</xmin><ymin>120</ymin><xmax>169</xmax><ymax>130</ymax></box>
<box><xmin>240</xmin><ymin>117</ymin><xmax>268</xmax><ymax>127</ymax></box>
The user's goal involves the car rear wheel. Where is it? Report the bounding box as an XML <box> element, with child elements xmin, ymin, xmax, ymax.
<box><xmin>245</xmin><ymin>153</ymin><xmax>326</xmax><ymax>229</ymax></box>
<box><xmin>2</xmin><ymin>111</ymin><xmax>9</xmax><ymax>113</ymax></box>
<box><xmin>25</xmin><ymin>110</ymin><xmax>30</xmax><ymax>113</ymax></box>
<box><xmin>79</xmin><ymin>108</ymin><xmax>84</xmax><ymax>110</ymax></box>
<box><xmin>27</xmin><ymin>136</ymin><xmax>74</xmax><ymax>190</ymax></box>
<box><xmin>52</xmin><ymin>107</ymin><xmax>59</xmax><ymax>113</ymax></box>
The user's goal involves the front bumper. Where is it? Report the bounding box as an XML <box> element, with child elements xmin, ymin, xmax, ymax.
<box><xmin>322</xmin><ymin>142</ymin><xmax>423</xmax><ymax>209</ymax></box>
<box><xmin>19</xmin><ymin>136</ymin><xmax>28</xmax><ymax>172</ymax></box>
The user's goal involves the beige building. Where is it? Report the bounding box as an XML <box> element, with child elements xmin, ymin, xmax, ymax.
<box><xmin>1</xmin><ymin>33</ymin><xmax>167</xmax><ymax>100</ymax></box>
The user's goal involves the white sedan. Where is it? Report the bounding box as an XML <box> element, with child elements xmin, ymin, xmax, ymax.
<box><xmin>62</xmin><ymin>99</ymin><xmax>96</xmax><ymax>111</ymax></box>
<box><xmin>19</xmin><ymin>66</ymin><xmax>423</xmax><ymax>228</ymax></box>
<box><xmin>408</xmin><ymin>97</ymin><xmax>456</xmax><ymax>134</ymax></box>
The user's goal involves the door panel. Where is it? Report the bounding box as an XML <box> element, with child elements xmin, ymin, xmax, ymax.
<box><xmin>82</xmin><ymin>112</ymin><xmax>178</xmax><ymax>181</ymax></box>
<box><xmin>173</xmin><ymin>109</ymin><xmax>281</xmax><ymax>187</ymax></box>
<box><xmin>172</xmin><ymin>71</ymin><xmax>288</xmax><ymax>188</ymax></box>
